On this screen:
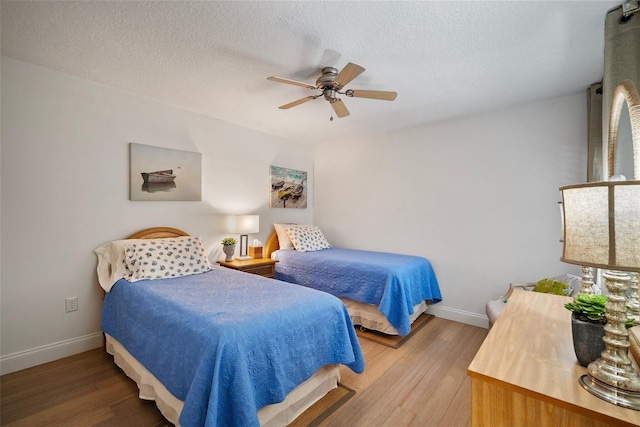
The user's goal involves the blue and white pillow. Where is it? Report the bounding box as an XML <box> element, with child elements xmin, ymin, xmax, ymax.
<box><xmin>123</xmin><ymin>236</ymin><xmax>212</xmax><ymax>282</ymax></box>
<box><xmin>285</xmin><ymin>225</ymin><xmax>331</xmax><ymax>253</ymax></box>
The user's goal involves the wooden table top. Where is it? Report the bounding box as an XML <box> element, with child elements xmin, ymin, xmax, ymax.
<box><xmin>468</xmin><ymin>290</ymin><xmax>640</xmax><ymax>425</ymax></box>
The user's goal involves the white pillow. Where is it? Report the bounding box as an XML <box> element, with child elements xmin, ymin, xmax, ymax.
<box><xmin>124</xmin><ymin>236</ymin><xmax>213</xmax><ymax>282</ymax></box>
<box><xmin>95</xmin><ymin>238</ymin><xmax>149</xmax><ymax>292</ymax></box>
<box><xmin>285</xmin><ymin>225</ymin><xmax>331</xmax><ymax>253</ymax></box>
<box><xmin>273</xmin><ymin>223</ymin><xmax>297</xmax><ymax>250</ymax></box>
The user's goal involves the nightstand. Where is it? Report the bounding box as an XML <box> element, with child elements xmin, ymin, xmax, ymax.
<box><xmin>217</xmin><ymin>258</ymin><xmax>278</xmax><ymax>278</ymax></box>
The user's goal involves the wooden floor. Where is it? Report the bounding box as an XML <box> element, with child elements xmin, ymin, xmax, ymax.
<box><xmin>0</xmin><ymin>318</ymin><xmax>487</xmax><ymax>427</ymax></box>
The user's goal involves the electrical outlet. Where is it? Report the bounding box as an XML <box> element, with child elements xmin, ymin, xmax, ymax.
<box><xmin>65</xmin><ymin>297</ymin><xmax>78</xmax><ymax>313</ymax></box>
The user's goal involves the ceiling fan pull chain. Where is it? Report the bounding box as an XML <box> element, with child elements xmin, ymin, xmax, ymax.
<box><xmin>329</xmin><ymin>102</ymin><xmax>334</xmax><ymax>121</ymax></box>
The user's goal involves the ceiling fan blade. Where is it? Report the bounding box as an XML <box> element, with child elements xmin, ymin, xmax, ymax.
<box><xmin>346</xmin><ymin>89</ymin><xmax>397</xmax><ymax>101</ymax></box>
<box><xmin>334</xmin><ymin>62</ymin><xmax>365</xmax><ymax>88</ymax></box>
<box><xmin>267</xmin><ymin>76</ymin><xmax>317</xmax><ymax>90</ymax></box>
<box><xmin>331</xmin><ymin>99</ymin><xmax>350</xmax><ymax>118</ymax></box>
<box><xmin>278</xmin><ymin>95</ymin><xmax>320</xmax><ymax>110</ymax></box>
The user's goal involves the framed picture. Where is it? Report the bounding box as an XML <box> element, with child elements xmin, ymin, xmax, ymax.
<box><xmin>270</xmin><ymin>165</ymin><xmax>307</xmax><ymax>208</ymax></box>
<box><xmin>130</xmin><ymin>143</ymin><xmax>202</xmax><ymax>201</ymax></box>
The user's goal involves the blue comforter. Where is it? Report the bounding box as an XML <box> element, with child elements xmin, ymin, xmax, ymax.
<box><xmin>274</xmin><ymin>248</ymin><xmax>442</xmax><ymax>336</ymax></box>
<box><xmin>101</xmin><ymin>268</ymin><xmax>364</xmax><ymax>427</ymax></box>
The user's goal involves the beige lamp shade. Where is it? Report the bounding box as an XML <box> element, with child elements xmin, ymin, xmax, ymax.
<box><xmin>560</xmin><ymin>181</ymin><xmax>640</xmax><ymax>271</ymax></box>
<box><xmin>226</xmin><ymin>215</ymin><xmax>260</xmax><ymax>234</ymax></box>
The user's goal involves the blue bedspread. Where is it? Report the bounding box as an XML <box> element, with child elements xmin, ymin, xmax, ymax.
<box><xmin>101</xmin><ymin>268</ymin><xmax>364</xmax><ymax>427</ymax></box>
<box><xmin>274</xmin><ymin>248</ymin><xmax>442</xmax><ymax>336</ymax></box>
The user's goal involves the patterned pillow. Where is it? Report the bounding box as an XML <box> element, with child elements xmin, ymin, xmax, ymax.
<box><xmin>285</xmin><ymin>225</ymin><xmax>331</xmax><ymax>253</ymax></box>
<box><xmin>123</xmin><ymin>236</ymin><xmax>212</xmax><ymax>282</ymax></box>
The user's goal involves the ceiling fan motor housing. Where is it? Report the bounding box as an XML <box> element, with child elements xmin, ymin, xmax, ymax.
<box><xmin>316</xmin><ymin>67</ymin><xmax>339</xmax><ymax>89</ymax></box>
<box><xmin>323</xmin><ymin>89</ymin><xmax>338</xmax><ymax>102</ymax></box>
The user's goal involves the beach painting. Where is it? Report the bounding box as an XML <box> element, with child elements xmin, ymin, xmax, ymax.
<box><xmin>130</xmin><ymin>143</ymin><xmax>202</xmax><ymax>201</ymax></box>
<box><xmin>270</xmin><ymin>165</ymin><xmax>307</xmax><ymax>208</ymax></box>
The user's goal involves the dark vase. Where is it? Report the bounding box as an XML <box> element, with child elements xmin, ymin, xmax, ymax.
<box><xmin>571</xmin><ymin>313</ymin><xmax>606</xmax><ymax>367</ymax></box>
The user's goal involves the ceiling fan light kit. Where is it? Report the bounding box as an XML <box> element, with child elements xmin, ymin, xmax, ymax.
<box><xmin>267</xmin><ymin>62</ymin><xmax>397</xmax><ymax>119</ymax></box>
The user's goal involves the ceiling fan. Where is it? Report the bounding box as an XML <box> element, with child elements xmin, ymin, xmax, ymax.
<box><xmin>267</xmin><ymin>62</ymin><xmax>397</xmax><ymax>119</ymax></box>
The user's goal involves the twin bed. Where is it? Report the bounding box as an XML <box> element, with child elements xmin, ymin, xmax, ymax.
<box><xmin>265</xmin><ymin>226</ymin><xmax>442</xmax><ymax>336</ymax></box>
<box><xmin>97</xmin><ymin>227</ymin><xmax>364</xmax><ymax>427</ymax></box>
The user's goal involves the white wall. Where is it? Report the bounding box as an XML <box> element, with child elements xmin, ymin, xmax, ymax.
<box><xmin>0</xmin><ymin>55</ymin><xmax>591</xmax><ymax>373</ymax></box>
<box><xmin>0</xmin><ymin>57</ymin><xmax>313</xmax><ymax>374</ymax></box>
<box><xmin>314</xmin><ymin>94</ymin><xmax>586</xmax><ymax>327</ymax></box>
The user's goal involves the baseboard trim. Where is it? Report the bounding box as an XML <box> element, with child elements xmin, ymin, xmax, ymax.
<box><xmin>427</xmin><ymin>305</ymin><xmax>488</xmax><ymax>329</ymax></box>
<box><xmin>0</xmin><ymin>332</ymin><xmax>104</xmax><ymax>375</ymax></box>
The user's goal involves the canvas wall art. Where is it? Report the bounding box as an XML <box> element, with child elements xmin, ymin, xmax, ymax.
<box><xmin>270</xmin><ymin>165</ymin><xmax>307</xmax><ymax>208</ymax></box>
<box><xmin>130</xmin><ymin>143</ymin><xmax>202</xmax><ymax>201</ymax></box>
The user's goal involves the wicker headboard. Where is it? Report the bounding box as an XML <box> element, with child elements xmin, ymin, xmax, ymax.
<box><xmin>265</xmin><ymin>231</ymin><xmax>280</xmax><ymax>259</ymax></box>
<box><xmin>127</xmin><ymin>227</ymin><xmax>190</xmax><ymax>239</ymax></box>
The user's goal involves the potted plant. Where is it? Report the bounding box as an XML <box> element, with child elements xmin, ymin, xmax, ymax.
<box><xmin>564</xmin><ymin>294</ymin><xmax>634</xmax><ymax>367</ymax></box>
<box><xmin>565</xmin><ymin>294</ymin><xmax>607</xmax><ymax>367</ymax></box>
<box><xmin>221</xmin><ymin>237</ymin><xmax>237</xmax><ymax>262</ymax></box>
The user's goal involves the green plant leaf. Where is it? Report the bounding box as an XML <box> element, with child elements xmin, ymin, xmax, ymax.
<box><xmin>221</xmin><ymin>237</ymin><xmax>237</xmax><ymax>246</ymax></box>
<box><xmin>565</xmin><ymin>293</ymin><xmax>608</xmax><ymax>323</ymax></box>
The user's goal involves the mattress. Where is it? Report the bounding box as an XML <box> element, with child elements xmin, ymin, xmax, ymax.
<box><xmin>105</xmin><ymin>334</ymin><xmax>340</xmax><ymax>426</ymax></box>
<box><xmin>344</xmin><ymin>299</ymin><xmax>428</xmax><ymax>335</ymax></box>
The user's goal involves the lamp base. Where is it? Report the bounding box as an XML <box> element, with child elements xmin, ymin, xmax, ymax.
<box><xmin>579</xmin><ymin>374</ymin><xmax>640</xmax><ymax>410</ymax></box>
<box><xmin>628</xmin><ymin>273</ymin><xmax>640</xmax><ymax>324</ymax></box>
<box><xmin>580</xmin><ymin>266</ymin><xmax>595</xmax><ymax>295</ymax></box>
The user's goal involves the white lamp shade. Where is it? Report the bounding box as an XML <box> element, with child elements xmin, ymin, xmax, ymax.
<box><xmin>560</xmin><ymin>181</ymin><xmax>640</xmax><ymax>271</ymax></box>
<box><xmin>226</xmin><ymin>215</ymin><xmax>260</xmax><ymax>234</ymax></box>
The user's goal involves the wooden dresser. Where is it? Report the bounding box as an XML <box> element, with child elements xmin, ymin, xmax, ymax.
<box><xmin>468</xmin><ymin>290</ymin><xmax>640</xmax><ymax>427</ymax></box>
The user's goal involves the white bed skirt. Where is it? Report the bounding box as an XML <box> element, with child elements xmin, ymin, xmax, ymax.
<box><xmin>342</xmin><ymin>299</ymin><xmax>428</xmax><ymax>335</ymax></box>
<box><xmin>104</xmin><ymin>334</ymin><xmax>340</xmax><ymax>426</ymax></box>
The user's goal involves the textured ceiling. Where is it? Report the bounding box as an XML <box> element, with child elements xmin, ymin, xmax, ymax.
<box><xmin>1</xmin><ymin>1</ymin><xmax>621</xmax><ymax>144</ymax></box>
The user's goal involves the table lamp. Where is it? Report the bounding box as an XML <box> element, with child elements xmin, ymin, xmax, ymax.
<box><xmin>560</xmin><ymin>180</ymin><xmax>640</xmax><ymax>409</ymax></box>
<box><xmin>227</xmin><ymin>215</ymin><xmax>259</xmax><ymax>260</ymax></box>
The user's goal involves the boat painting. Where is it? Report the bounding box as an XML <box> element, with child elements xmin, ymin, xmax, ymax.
<box><xmin>141</xmin><ymin>169</ymin><xmax>176</xmax><ymax>184</ymax></box>
<box><xmin>270</xmin><ymin>165</ymin><xmax>307</xmax><ymax>208</ymax></box>
<box><xmin>130</xmin><ymin>143</ymin><xmax>202</xmax><ymax>201</ymax></box>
